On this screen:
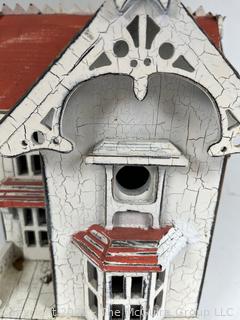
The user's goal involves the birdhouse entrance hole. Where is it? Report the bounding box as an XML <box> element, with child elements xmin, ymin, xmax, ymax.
<box><xmin>116</xmin><ymin>166</ymin><xmax>150</xmax><ymax>195</ymax></box>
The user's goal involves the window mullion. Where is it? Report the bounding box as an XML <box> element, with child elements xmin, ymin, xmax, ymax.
<box><xmin>27</xmin><ymin>153</ymin><xmax>33</xmax><ymax>176</ymax></box>
<box><xmin>125</xmin><ymin>304</ymin><xmax>131</xmax><ymax>320</ymax></box>
<box><xmin>126</xmin><ymin>276</ymin><xmax>132</xmax><ymax>301</ymax></box>
<box><xmin>97</xmin><ymin>267</ymin><xmax>104</xmax><ymax>320</ymax></box>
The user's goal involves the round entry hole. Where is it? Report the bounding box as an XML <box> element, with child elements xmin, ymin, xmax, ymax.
<box><xmin>116</xmin><ymin>166</ymin><xmax>150</xmax><ymax>194</ymax></box>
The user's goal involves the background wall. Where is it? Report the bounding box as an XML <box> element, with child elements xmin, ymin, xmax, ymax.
<box><xmin>0</xmin><ymin>0</ymin><xmax>239</xmax><ymax>319</ymax></box>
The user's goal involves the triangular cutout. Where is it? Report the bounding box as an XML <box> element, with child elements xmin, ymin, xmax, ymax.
<box><xmin>172</xmin><ymin>55</ymin><xmax>195</xmax><ymax>73</ymax></box>
<box><xmin>14</xmin><ymin>4</ymin><xmax>26</xmax><ymax>14</ymax></box>
<box><xmin>89</xmin><ymin>52</ymin><xmax>112</xmax><ymax>71</ymax></box>
<box><xmin>42</xmin><ymin>4</ymin><xmax>55</xmax><ymax>14</ymax></box>
<box><xmin>146</xmin><ymin>16</ymin><xmax>160</xmax><ymax>49</ymax></box>
<box><xmin>2</xmin><ymin>3</ymin><xmax>14</xmax><ymax>14</ymax></box>
<box><xmin>27</xmin><ymin>4</ymin><xmax>41</xmax><ymax>14</ymax></box>
<box><xmin>160</xmin><ymin>0</ymin><xmax>170</xmax><ymax>9</ymax></box>
<box><xmin>41</xmin><ymin>108</ymin><xmax>55</xmax><ymax>130</ymax></box>
<box><xmin>127</xmin><ymin>16</ymin><xmax>139</xmax><ymax>48</ymax></box>
<box><xmin>226</xmin><ymin>110</ymin><xmax>240</xmax><ymax>130</ymax></box>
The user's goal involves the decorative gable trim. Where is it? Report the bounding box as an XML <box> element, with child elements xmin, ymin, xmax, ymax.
<box><xmin>0</xmin><ymin>0</ymin><xmax>240</xmax><ymax>157</ymax></box>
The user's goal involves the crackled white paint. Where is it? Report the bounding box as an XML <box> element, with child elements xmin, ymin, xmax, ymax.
<box><xmin>39</xmin><ymin>72</ymin><xmax>223</xmax><ymax>317</ymax></box>
<box><xmin>86</xmin><ymin>139</ymin><xmax>189</xmax><ymax>166</ymax></box>
<box><xmin>157</xmin><ymin>227</ymin><xmax>188</xmax><ymax>270</ymax></box>
<box><xmin>0</xmin><ymin>0</ymin><xmax>237</xmax><ymax>319</ymax></box>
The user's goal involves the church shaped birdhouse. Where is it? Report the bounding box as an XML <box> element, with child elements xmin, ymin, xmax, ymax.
<box><xmin>0</xmin><ymin>0</ymin><xmax>240</xmax><ymax>319</ymax></box>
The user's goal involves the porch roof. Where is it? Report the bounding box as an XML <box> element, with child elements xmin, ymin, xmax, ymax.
<box><xmin>0</xmin><ymin>177</ymin><xmax>45</xmax><ymax>208</ymax></box>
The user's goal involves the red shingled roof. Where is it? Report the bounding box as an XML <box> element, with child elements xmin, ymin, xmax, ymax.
<box><xmin>72</xmin><ymin>224</ymin><xmax>171</xmax><ymax>272</ymax></box>
<box><xmin>0</xmin><ymin>177</ymin><xmax>45</xmax><ymax>208</ymax></box>
<box><xmin>0</xmin><ymin>14</ymin><xmax>91</xmax><ymax>111</ymax></box>
<box><xmin>195</xmin><ymin>15</ymin><xmax>222</xmax><ymax>50</ymax></box>
<box><xmin>0</xmin><ymin>14</ymin><xmax>221</xmax><ymax>111</ymax></box>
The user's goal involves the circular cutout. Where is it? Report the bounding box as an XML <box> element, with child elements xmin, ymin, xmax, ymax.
<box><xmin>21</xmin><ymin>140</ymin><xmax>28</xmax><ymax>147</ymax></box>
<box><xmin>52</xmin><ymin>137</ymin><xmax>61</xmax><ymax>145</ymax></box>
<box><xmin>113</xmin><ymin>40</ymin><xmax>129</xmax><ymax>58</ymax></box>
<box><xmin>32</xmin><ymin>131</ymin><xmax>45</xmax><ymax>145</ymax></box>
<box><xmin>159</xmin><ymin>42</ymin><xmax>175</xmax><ymax>60</ymax></box>
<box><xmin>130</xmin><ymin>60</ymin><xmax>138</xmax><ymax>68</ymax></box>
<box><xmin>144</xmin><ymin>58</ymin><xmax>151</xmax><ymax>66</ymax></box>
<box><xmin>116</xmin><ymin>166</ymin><xmax>150</xmax><ymax>194</ymax></box>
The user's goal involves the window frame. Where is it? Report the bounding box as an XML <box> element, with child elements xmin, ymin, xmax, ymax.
<box><xmin>18</xmin><ymin>207</ymin><xmax>49</xmax><ymax>260</ymax></box>
<box><xmin>14</xmin><ymin>152</ymin><xmax>42</xmax><ymax>178</ymax></box>
<box><xmin>105</xmin><ymin>273</ymin><xmax>150</xmax><ymax>320</ymax></box>
<box><xmin>148</xmin><ymin>268</ymin><xmax>169</xmax><ymax>319</ymax></box>
<box><xmin>84</xmin><ymin>258</ymin><xmax>104</xmax><ymax>320</ymax></box>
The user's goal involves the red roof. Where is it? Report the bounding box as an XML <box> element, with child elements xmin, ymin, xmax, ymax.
<box><xmin>195</xmin><ymin>15</ymin><xmax>222</xmax><ymax>50</ymax></box>
<box><xmin>0</xmin><ymin>177</ymin><xmax>45</xmax><ymax>208</ymax></box>
<box><xmin>72</xmin><ymin>224</ymin><xmax>171</xmax><ymax>272</ymax></box>
<box><xmin>0</xmin><ymin>14</ymin><xmax>220</xmax><ymax>112</ymax></box>
<box><xmin>0</xmin><ymin>14</ymin><xmax>91</xmax><ymax>111</ymax></box>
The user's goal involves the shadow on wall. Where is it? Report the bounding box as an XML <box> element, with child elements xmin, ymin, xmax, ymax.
<box><xmin>62</xmin><ymin>73</ymin><xmax>221</xmax><ymax>159</ymax></box>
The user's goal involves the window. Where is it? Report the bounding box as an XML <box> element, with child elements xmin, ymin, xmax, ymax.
<box><xmin>88</xmin><ymin>289</ymin><xmax>98</xmax><ymax>317</ymax></box>
<box><xmin>153</xmin><ymin>291</ymin><xmax>163</xmax><ymax>316</ymax></box>
<box><xmin>113</xmin><ymin>211</ymin><xmax>153</xmax><ymax>229</ymax></box>
<box><xmin>16</xmin><ymin>155</ymin><xmax>28</xmax><ymax>175</ymax></box>
<box><xmin>110</xmin><ymin>305</ymin><xmax>125</xmax><ymax>320</ymax></box>
<box><xmin>19</xmin><ymin>208</ymin><xmax>49</xmax><ymax>260</ymax></box>
<box><xmin>14</xmin><ymin>152</ymin><xmax>42</xmax><ymax>177</ymax></box>
<box><xmin>87</xmin><ymin>261</ymin><xmax>98</xmax><ymax>290</ymax></box>
<box><xmin>130</xmin><ymin>305</ymin><xmax>142</xmax><ymax>320</ymax></box>
<box><xmin>106</xmin><ymin>274</ymin><xmax>149</xmax><ymax>320</ymax></box>
<box><xmin>37</xmin><ymin>208</ymin><xmax>47</xmax><ymax>226</ymax></box>
<box><xmin>23</xmin><ymin>208</ymin><xmax>33</xmax><ymax>226</ymax></box>
<box><xmin>156</xmin><ymin>270</ymin><xmax>165</xmax><ymax>290</ymax></box>
<box><xmin>85</xmin><ymin>259</ymin><xmax>102</xmax><ymax>319</ymax></box>
<box><xmin>39</xmin><ymin>231</ymin><xmax>48</xmax><ymax>247</ymax></box>
<box><xmin>131</xmin><ymin>277</ymin><xmax>143</xmax><ymax>298</ymax></box>
<box><xmin>111</xmin><ymin>276</ymin><xmax>125</xmax><ymax>298</ymax></box>
<box><xmin>31</xmin><ymin>154</ymin><xmax>42</xmax><ymax>175</ymax></box>
<box><xmin>25</xmin><ymin>231</ymin><xmax>36</xmax><ymax>246</ymax></box>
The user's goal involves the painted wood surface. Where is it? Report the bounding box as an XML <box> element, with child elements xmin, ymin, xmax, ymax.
<box><xmin>0</xmin><ymin>260</ymin><xmax>54</xmax><ymax>319</ymax></box>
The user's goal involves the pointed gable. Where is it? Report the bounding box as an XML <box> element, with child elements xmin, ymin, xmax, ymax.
<box><xmin>0</xmin><ymin>0</ymin><xmax>240</xmax><ymax>157</ymax></box>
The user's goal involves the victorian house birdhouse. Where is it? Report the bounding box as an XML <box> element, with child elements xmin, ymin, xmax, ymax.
<box><xmin>0</xmin><ymin>0</ymin><xmax>239</xmax><ymax>320</ymax></box>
